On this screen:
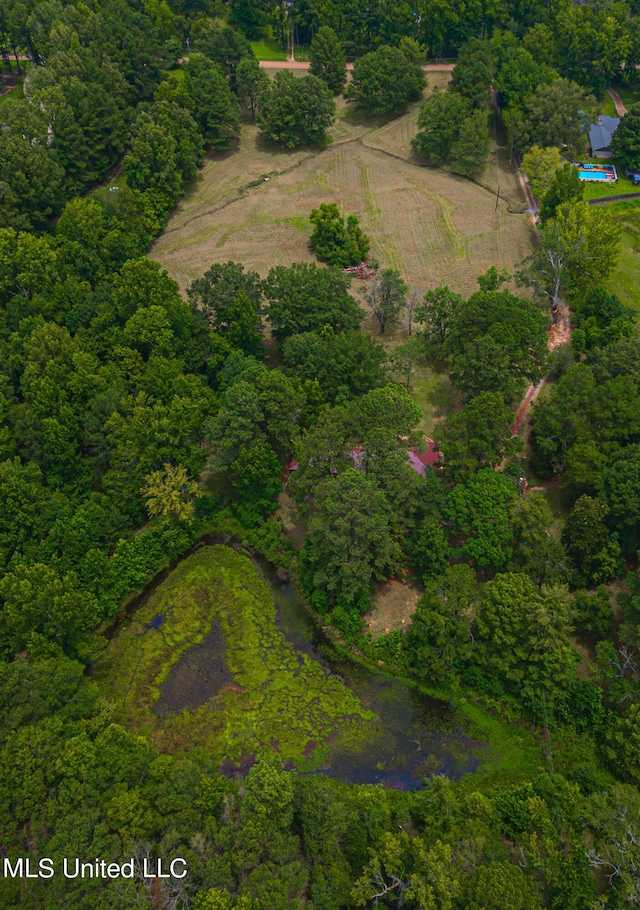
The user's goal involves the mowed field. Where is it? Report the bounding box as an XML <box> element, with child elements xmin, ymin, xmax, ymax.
<box><xmin>151</xmin><ymin>75</ymin><xmax>533</xmax><ymax>300</ymax></box>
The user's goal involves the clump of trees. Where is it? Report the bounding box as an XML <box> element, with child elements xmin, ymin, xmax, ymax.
<box><xmin>309</xmin><ymin>203</ymin><xmax>370</xmax><ymax>267</ymax></box>
<box><xmin>257</xmin><ymin>70</ymin><xmax>335</xmax><ymax>147</ymax></box>
<box><xmin>412</xmin><ymin>39</ymin><xmax>490</xmax><ymax>178</ymax></box>
<box><xmin>345</xmin><ymin>44</ymin><xmax>426</xmax><ymax>113</ymax></box>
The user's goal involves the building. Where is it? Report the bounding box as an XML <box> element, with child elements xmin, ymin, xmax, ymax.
<box><xmin>588</xmin><ymin>115</ymin><xmax>620</xmax><ymax>158</ymax></box>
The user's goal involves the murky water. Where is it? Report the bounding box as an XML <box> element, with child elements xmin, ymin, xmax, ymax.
<box><xmin>154</xmin><ymin>620</ymin><xmax>232</xmax><ymax>715</ymax></box>
<box><xmin>112</xmin><ymin>538</ymin><xmax>484</xmax><ymax>788</ymax></box>
<box><xmin>270</xmin><ymin>577</ymin><xmax>483</xmax><ymax>789</ymax></box>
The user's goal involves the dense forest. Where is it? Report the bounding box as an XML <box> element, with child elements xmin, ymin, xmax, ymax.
<box><xmin>3</xmin><ymin>0</ymin><xmax>640</xmax><ymax>908</ymax></box>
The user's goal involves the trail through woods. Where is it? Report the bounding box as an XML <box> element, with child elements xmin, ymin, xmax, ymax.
<box><xmin>511</xmin><ymin>310</ymin><xmax>571</xmax><ymax>437</ymax></box>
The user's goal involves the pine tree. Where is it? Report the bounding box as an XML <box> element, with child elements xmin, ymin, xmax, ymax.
<box><xmin>309</xmin><ymin>26</ymin><xmax>347</xmax><ymax>95</ymax></box>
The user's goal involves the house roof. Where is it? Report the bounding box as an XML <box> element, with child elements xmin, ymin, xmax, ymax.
<box><xmin>588</xmin><ymin>116</ymin><xmax>620</xmax><ymax>152</ymax></box>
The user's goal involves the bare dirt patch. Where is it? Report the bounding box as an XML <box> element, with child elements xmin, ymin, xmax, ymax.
<box><xmin>364</xmin><ymin>577</ymin><xmax>422</xmax><ymax>639</ymax></box>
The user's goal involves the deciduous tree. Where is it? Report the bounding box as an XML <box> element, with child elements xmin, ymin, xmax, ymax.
<box><xmin>363</xmin><ymin>269</ymin><xmax>407</xmax><ymax>335</ymax></box>
<box><xmin>345</xmin><ymin>45</ymin><xmax>425</xmax><ymax>114</ymax></box>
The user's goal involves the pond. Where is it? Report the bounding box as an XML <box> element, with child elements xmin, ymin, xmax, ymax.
<box><xmin>101</xmin><ymin>539</ymin><xmax>485</xmax><ymax>789</ymax></box>
<box><xmin>269</xmin><ymin>573</ymin><xmax>484</xmax><ymax>789</ymax></box>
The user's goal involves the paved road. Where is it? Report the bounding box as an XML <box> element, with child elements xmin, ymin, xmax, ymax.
<box><xmin>259</xmin><ymin>60</ymin><xmax>455</xmax><ymax>72</ymax></box>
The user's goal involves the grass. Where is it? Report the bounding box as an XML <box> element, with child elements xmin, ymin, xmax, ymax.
<box><xmin>601</xmin><ymin>199</ymin><xmax>640</xmax><ymax>314</ymax></box>
<box><xmin>581</xmin><ymin>160</ymin><xmax>639</xmax><ymax>200</ymax></box>
<box><xmin>95</xmin><ymin>545</ymin><xmax>376</xmax><ymax>767</ymax></box>
<box><xmin>250</xmin><ymin>39</ymin><xmax>287</xmax><ymax>61</ymax></box>
<box><xmin>599</xmin><ymin>93</ymin><xmax>618</xmax><ymax>118</ymax></box>
<box><xmin>612</xmin><ymin>82</ymin><xmax>640</xmax><ymax>110</ymax></box>
<box><xmin>151</xmin><ymin>91</ymin><xmax>532</xmax><ymax>302</ymax></box>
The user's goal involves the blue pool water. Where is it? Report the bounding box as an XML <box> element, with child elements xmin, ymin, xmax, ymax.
<box><xmin>579</xmin><ymin>169</ymin><xmax>608</xmax><ymax>180</ymax></box>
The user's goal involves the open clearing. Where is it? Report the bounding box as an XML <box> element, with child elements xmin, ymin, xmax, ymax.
<box><xmin>151</xmin><ymin>78</ymin><xmax>532</xmax><ymax>434</ymax></box>
<box><xmin>151</xmin><ymin>81</ymin><xmax>532</xmax><ymax>300</ymax></box>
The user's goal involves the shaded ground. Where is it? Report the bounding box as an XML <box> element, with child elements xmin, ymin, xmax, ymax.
<box><xmin>154</xmin><ymin>620</ymin><xmax>232</xmax><ymax>714</ymax></box>
<box><xmin>365</xmin><ymin>577</ymin><xmax>422</xmax><ymax>638</ymax></box>
<box><xmin>276</xmin><ymin>489</ymin><xmax>306</xmax><ymax>549</ymax></box>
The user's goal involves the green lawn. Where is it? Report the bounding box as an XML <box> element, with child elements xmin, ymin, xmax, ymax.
<box><xmin>0</xmin><ymin>81</ymin><xmax>22</xmax><ymax>106</ymax></box>
<box><xmin>599</xmin><ymin>92</ymin><xmax>618</xmax><ymax>118</ymax></box>
<box><xmin>605</xmin><ymin>228</ymin><xmax>640</xmax><ymax>315</ymax></box>
<box><xmin>580</xmin><ymin>159</ymin><xmax>639</xmax><ymax>200</ymax></box>
<box><xmin>602</xmin><ymin>199</ymin><xmax>640</xmax><ymax>314</ymax></box>
<box><xmin>250</xmin><ymin>39</ymin><xmax>287</xmax><ymax>61</ymax></box>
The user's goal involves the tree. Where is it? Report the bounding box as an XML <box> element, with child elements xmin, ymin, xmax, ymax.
<box><xmin>448</xmin><ymin>108</ymin><xmax>490</xmax><ymax>178</ymax></box>
<box><xmin>551</xmin><ymin>201</ymin><xmax>621</xmax><ymax>303</ymax></box>
<box><xmin>407</xmin><ymin>564</ymin><xmax>478</xmax><ymax>682</ymax></box>
<box><xmin>414</xmin><ymin>286</ymin><xmax>463</xmax><ymax>352</ymax></box>
<box><xmin>493</xmin><ymin>43</ymin><xmax>556</xmax><ymax>110</ymax></box>
<box><xmin>184</xmin><ymin>56</ymin><xmax>240</xmax><ymax>149</ymax></box>
<box><xmin>539</xmin><ymin>163</ymin><xmax>584</xmax><ymax>223</ymax></box>
<box><xmin>389</xmin><ymin>336</ymin><xmax>425</xmax><ymax>393</ymax></box>
<box><xmin>444</xmin><ymin>469</ymin><xmax>519</xmax><ymax>573</ymax></box>
<box><xmin>282</xmin><ymin>330</ymin><xmax>386</xmax><ymax>403</ymax></box>
<box><xmin>345</xmin><ymin>45</ymin><xmax>425</xmax><ymax>114</ymax></box>
<box><xmin>611</xmin><ymin>104</ymin><xmax>640</xmax><ymax>171</ymax></box>
<box><xmin>309</xmin><ymin>26</ymin><xmax>346</xmax><ymax>95</ymax></box>
<box><xmin>475</xmin><ymin>572</ymin><xmax>576</xmax><ymax>712</ymax></box>
<box><xmin>465</xmin><ymin>862</ymin><xmax>543</xmax><ymax>910</ymax></box>
<box><xmin>141</xmin><ymin>463</ymin><xmax>201</xmax><ymax>523</ymax></box>
<box><xmin>521</xmin><ymin>145</ymin><xmax>562</xmax><ymax>203</ymax></box>
<box><xmin>0</xmin><ymin>104</ymin><xmax>66</xmax><ymax>230</ymax></box>
<box><xmin>258</xmin><ymin>71</ymin><xmax>335</xmax><ymax>148</ymax></box>
<box><xmin>352</xmin><ymin>833</ymin><xmax>462</xmax><ymax>909</ymax></box>
<box><xmin>187</xmin><ymin>261</ymin><xmax>263</xmax><ymax>356</ymax></box>
<box><xmin>123</xmin><ymin>118</ymin><xmax>183</xmax><ymax>213</ymax></box>
<box><xmin>599</xmin><ymin>444</ymin><xmax>640</xmax><ymax>553</ymax></box>
<box><xmin>435</xmin><ymin>392</ymin><xmax>518</xmax><ymax>483</ymax></box>
<box><xmin>449</xmin><ymin>38</ymin><xmax>493</xmax><ymax>109</ymax></box>
<box><xmin>505</xmin><ymin>78</ymin><xmax>598</xmax><ymax>158</ymax></box>
<box><xmin>195</xmin><ymin>18</ymin><xmax>253</xmax><ymax>83</ymax></box>
<box><xmin>0</xmin><ymin>562</ymin><xmax>101</xmax><ymax>658</ymax></box>
<box><xmin>562</xmin><ymin>495</ymin><xmax>621</xmax><ymax>587</ymax></box>
<box><xmin>508</xmin><ymin>493</ymin><xmax>568</xmax><ymax>585</ymax></box>
<box><xmin>306</xmin><ymin>469</ymin><xmax>404</xmax><ymax>606</ymax></box>
<box><xmin>445</xmin><ymin>289</ymin><xmax>549</xmax><ymax>402</ymax></box>
<box><xmin>309</xmin><ymin>203</ymin><xmax>370</xmax><ymax>267</ymax></box>
<box><xmin>263</xmin><ymin>262</ymin><xmax>361</xmax><ymax>343</ymax></box>
<box><xmin>412</xmin><ymin>90</ymin><xmax>471</xmax><ymax>166</ymax></box>
<box><xmin>363</xmin><ymin>269</ymin><xmax>407</xmax><ymax>334</ymax></box>
<box><xmin>235</xmin><ymin>57</ymin><xmax>269</xmax><ymax>119</ymax></box>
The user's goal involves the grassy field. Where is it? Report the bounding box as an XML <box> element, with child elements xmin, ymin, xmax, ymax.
<box><xmin>602</xmin><ymin>199</ymin><xmax>640</xmax><ymax>313</ymax></box>
<box><xmin>151</xmin><ymin>81</ymin><xmax>531</xmax><ymax>299</ymax></box>
<box><xmin>151</xmin><ymin>75</ymin><xmax>531</xmax><ymax>432</ymax></box>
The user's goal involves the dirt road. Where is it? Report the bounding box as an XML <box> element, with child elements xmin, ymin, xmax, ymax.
<box><xmin>607</xmin><ymin>87</ymin><xmax>627</xmax><ymax>116</ymax></box>
<box><xmin>259</xmin><ymin>60</ymin><xmax>455</xmax><ymax>72</ymax></box>
<box><xmin>511</xmin><ymin>310</ymin><xmax>571</xmax><ymax>436</ymax></box>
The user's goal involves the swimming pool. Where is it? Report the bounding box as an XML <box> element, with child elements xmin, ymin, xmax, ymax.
<box><xmin>579</xmin><ymin>169</ymin><xmax>608</xmax><ymax>180</ymax></box>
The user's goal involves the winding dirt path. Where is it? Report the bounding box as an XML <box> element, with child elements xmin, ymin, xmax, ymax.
<box><xmin>511</xmin><ymin>309</ymin><xmax>571</xmax><ymax>437</ymax></box>
<box><xmin>607</xmin><ymin>87</ymin><xmax>627</xmax><ymax>116</ymax></box>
